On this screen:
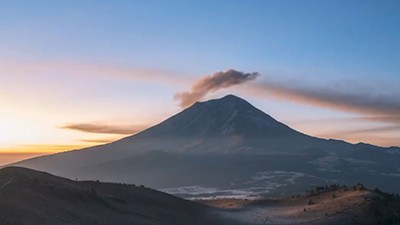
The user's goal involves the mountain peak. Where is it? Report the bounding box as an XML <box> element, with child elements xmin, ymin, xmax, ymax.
<box><xmin>219</xmin><ymin>94</ymin><xmax>245</xmax><ymax>101</ymax></box>
<box><xmin>196</xmin><ymin>94</ymin><xmax>248</xmax><ymax>105</ymax></box>
<box><xmin>192</xmin><ymin>94</ymin><xmax>254</xmax><ymax>113</ymax></box>
<box><xmin>135</xmin><ymin>94</ymin><xmax>300</xmax><ymax>141</ymax></box>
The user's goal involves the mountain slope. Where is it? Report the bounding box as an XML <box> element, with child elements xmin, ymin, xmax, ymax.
<box><xmin>12</xmin><ymin>95</ymin><xmax>400</xmax><ymax>196</ymax></box>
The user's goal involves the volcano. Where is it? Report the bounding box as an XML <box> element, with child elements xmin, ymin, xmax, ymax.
<box><xmin>12</xmin><ymin>95</ymin><xmax>400</xmax><ymax>197</ymax></box>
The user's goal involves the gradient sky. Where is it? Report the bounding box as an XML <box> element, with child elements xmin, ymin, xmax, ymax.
<box><xmin>1</xmin><ymin>0</ymin><xmax>399</xmax><ymax>165</ymax></box>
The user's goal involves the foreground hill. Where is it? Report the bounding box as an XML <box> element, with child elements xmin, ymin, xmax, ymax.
<box><xmin>0</xmin><ymin>167</ymin><xmax>236</xmax><ymax>225</ymax></box>
<box><xmin>1</xmin><ymin>167</ymin><xmax>399</xmax><ymax>225</ymax></box>
<box><xmin>12</xmin><ymin>95</ymin><xmax>400</xmax><ymax>196</ymax></box>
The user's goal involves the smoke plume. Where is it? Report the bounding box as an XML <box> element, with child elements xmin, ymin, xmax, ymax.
<box><xmin>175</xmin><ymin>69</ymin><xmax>259</xmax><ymax>107</ymax></box>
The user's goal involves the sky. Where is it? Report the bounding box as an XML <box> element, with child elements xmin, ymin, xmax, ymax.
<box><xmin>0</xmin><ymin>0</ymin><xmax>399</xmax><ymax>165</ymax></box>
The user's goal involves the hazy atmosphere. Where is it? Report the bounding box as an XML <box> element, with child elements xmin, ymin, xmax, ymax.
<box><xmin>1</xmin><ymin>1</ymin><xmax>399</xmax><ymax>161</ymax></box>
<box><xmin>2</xmin><ymin>1</ymin><xmax>400</xmax><ymax>225</ymax></box>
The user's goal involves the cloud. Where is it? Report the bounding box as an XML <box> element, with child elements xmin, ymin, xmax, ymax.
<box><xmin>0</xmin><ymin>60</ymin><xmax>190</xmax><ymax>87</ymax></box>
<box><xmin>325</xmin><ymin>125</ymin><xmax>400</xmax><ymax>136</ymax></box>
<box><xmin>175</xmin><ymin>69</ymin><xmax>259</xmax><ymax>107</ymax></box>
<box><xmin>357</xmin><ymin>116</ymin><xmax>400</xmax><ymax>124</ymax></box>
<box><xmin>61</xmin><ymin>123</ymin><xmax>148</xmax><ymax>134</ymax></box>
<box><xmin>244</xmin><ymin>81</ymin><xmax>400</xmax><ymax>122</ymax></box>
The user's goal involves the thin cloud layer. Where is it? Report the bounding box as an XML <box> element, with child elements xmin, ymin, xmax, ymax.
<box><xmin>246</xmin><ymin>82</ymin><xmax>400</xmax><ymax>122</ymax></box>
<box><xmin>175</xmin><ymin>69</ymin><xmax>259</xmax><ymax>107</ymax></box>
<box><xmin>325</xmin><ymin>125</ymin><xmax>400</xmax><ymax>137</ymax></box>
<box><xmin>61</xmin><ymin>123</ymin><xmax>148</xmax><ymax>135</ymax></box>
<box><xmin>357</xmin><ymin>116</ymin><xmax>400</xmax><ymax>124</ymax></box>
<box><xmin>1</xmin><ymin>60</ymin><xmax>190</xmax><ymax>87</ymax></box>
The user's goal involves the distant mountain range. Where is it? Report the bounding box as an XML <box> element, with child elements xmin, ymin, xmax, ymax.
<box><xmin>12</xmin><ymin>95</ymin><xmax>400</xmax><ymax>197</ymax></box>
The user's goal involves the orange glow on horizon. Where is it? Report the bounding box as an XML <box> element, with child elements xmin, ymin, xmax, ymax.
<box><xmin>0</xmin><ymin>144</ymin><xmax>91</xmax><ymax>154</ymax></box>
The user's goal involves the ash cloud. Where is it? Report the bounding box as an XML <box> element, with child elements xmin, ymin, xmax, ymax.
<box><xmin>175</xmin><ymin>69</ymin><xmax>259</xmax><ymax>107</ymax></box>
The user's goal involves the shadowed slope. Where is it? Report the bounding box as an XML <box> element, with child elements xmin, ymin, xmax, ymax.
<box><xmin>0</xmin><ymin>167</ymin><xmax>237</xmax><ymax>225</ymax></box>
